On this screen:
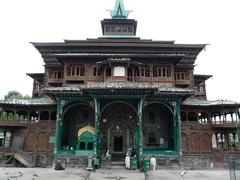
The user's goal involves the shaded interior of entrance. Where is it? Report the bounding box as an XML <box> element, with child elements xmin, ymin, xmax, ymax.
<box><xmin>62</xmin><ymin>104</ymin><xmax>94</xmax><ymax>150</ymax></box>
<box><xmin>100</xmin><ymin>102</ymin><xmax>137</xmax><ymax>153</ymax></box>
<box><xmin>143</xmin><ymin>103</ymin><xmax>174</xmax><ymax>151</ymax></box>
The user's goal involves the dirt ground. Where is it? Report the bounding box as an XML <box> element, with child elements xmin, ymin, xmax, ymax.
<box><xmin>0</xmin><ymin>167</ymin><xmax>231</xmax><ymax>180</ymax></box>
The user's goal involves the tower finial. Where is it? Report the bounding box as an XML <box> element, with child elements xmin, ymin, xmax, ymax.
<box><xmin>110</xmin><ymin>0</ymin><xmax>131</xmax><ymax>19</ymax></box>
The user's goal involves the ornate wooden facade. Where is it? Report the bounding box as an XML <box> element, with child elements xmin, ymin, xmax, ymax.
<box><xmin>0</xmin><ymin>0</ymin><xmax>240</xmax><ymax>167</ymax></box>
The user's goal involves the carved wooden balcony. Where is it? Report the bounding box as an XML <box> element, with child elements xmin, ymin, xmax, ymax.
<box><xmin>175</xmin><ymin>79</ymin><xmax>191</xmax><ymax>85</ymax></box>
<box><xmin>48</xmin><ymin>78</ymin><xmax>63</xmax><ymax>84</ymax></box>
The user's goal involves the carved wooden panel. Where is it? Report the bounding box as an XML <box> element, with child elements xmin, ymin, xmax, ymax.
<box><xmin>190</xmin><ymin>133</ymin><xmax>199</xmax><ymax>153</ymax></box>
<box><xmin>37</xmin><ymin>132</ymin><xmax>48</xmax><ymax>150</ymax></box>
<box><xmin>182</xmin><ymin>133</ymin><xmax>188</xmax><ymax>153</ymax></box>
<box><xmin>24</xmin><ymin>132</ymin><xmax>36</xmax><ymax>150</ymax></box>
<box><xmin>200</xmin><ymin>133</ymin><xmax>211</xmax><ymax>152</ymax></box>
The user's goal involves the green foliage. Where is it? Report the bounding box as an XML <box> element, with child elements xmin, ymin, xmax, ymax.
<box><xmin>4</xmin><ymin>90</ymin><xmax>31</xmax><ymax>100</ymax></box>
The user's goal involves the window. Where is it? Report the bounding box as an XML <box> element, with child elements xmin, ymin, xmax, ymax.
<box><xmin>175</xmin><ymin>70</ymin><xmax>190</xmax><ymax>80</ymax></box>
<box><xmin>153</xmin><ymin>65</ymin><xmax>158</xmax><ymax>77</ymax></box>
<box><xmin>87</xmin><ymin>142</ymin><xmax>93</xmax><ymax>150</ymax></box>
<box><xmin>139</xmin><ymin>65</ymin><xmax>150</xmax><ymax>77</ymax></box>
<box><xmin>106</xmin><ymin>26</ymin><xmax>110</xmax><ymax>32</ymax></box>
<box><xmin>167</xmin><ymin>68</ymin><xmax>171</xmax><ymax>77</ymax></box>
<box><xmin>148</xmin><ymin>132</ymin><xmax>156</xmax><ymax>144</ymax></box>
<box><xmin>80</xmin><ymin>142</ymin><xmax>85</xmax><ymax>150</ymax></box>
<box><xmin>152</xmin><ymin>65</ymin><xmax>171</xmax><ymax>78</ymax></box>
<box><xmin>116</xmin><ymin>26</ymin><xmax>121</xmax><ymax>32</ymax></box>
<box><xmin>163</xmin><ymin>68</ymin><xmax>166</xmax><ymax>77</ymax></box>
<box><xmin>66</xmin><ymin>64</ymin><xmax>85</xmax><ymax>77</ymax></box>
<box><xmin>134</xmin><ymin>68</ymin><xmax>140</xmax><ymax>76</ymax></box>
<box><xmin>67</xmin><ymin>65</ymin><xmax>71</xmax><ymax>76</ymax></box>
<box><xmin>111</xmin><ymin>26</ymin><xmax>116</xmax><ymax>32</ymax></box>
<box><xmin>106</xmin><ymin>67</ymin><xmax>112</xmax><ymax>77</ymax></box>
<box><xmin>0</xmin><ymin>131</ymin><xmax>11</xmax><ymax>148</ymax></box>
<box><xmin>122</xmin><ymin>26</ymin><xmax>127</xmax><ymax>32</ymax></box>
<box><xmin>93</xmin><ymin>67</ymin><xmax>97</xmax><ymax>76</ymax></box>
<box><xmin>128</xmin><ymin>26</ymin><xmax>133</xmax><ymax>33</ymax></box>
<box><xmin>72</xmin><ymin>67</ymin><xmax>75</xmax><ymax>75</ymax></box>
<box><xmin>114</xmin><ymin>66</ymin><xmax>125</xmax><ymax>76</ymax></box>
<box><xmin>79</xmin><ymin>64</ymin><xmax>85</xmax><ymax>76</ymax></box>
<box><xmin>58</xmin><ymin>71</ymin><xmax>62</xmax><ymax>79</ymax></box>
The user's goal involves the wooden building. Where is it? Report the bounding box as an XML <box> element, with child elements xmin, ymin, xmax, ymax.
<box><xmin>0</xmin><ymin>0</ymin><xmax>240</xmax><ymax>168</ymax></box>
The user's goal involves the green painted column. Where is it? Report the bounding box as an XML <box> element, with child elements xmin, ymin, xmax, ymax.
<box><xmin>137</xmin><ymin>98</ymin><xmax>144</xmax><ymax>160</ymax></box>
<box><xmin>93</xmin><ymin>98</ymin><xmax>100</xmax><ymax>157</ymax></box>
<box><xmin>174</xmin><ymin>99</ymin><xmax>182</xmax><ymax>156</ymax></box>
<box><xmin>55</xmin><ymin>98</ymin><xmax>63</xmax><ymax>154</ymax></box>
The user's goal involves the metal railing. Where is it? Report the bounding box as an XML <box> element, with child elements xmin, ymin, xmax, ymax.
<box><xmin>228</xmin><ymin>158</ymin><xmax>240</xmax><ymax>180</ymax></box>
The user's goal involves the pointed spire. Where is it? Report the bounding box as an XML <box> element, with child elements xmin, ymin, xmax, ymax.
<box><xmin>110</xmin><ymin>0</ymin><xmax>131</xmax><ymax>19</ymax></box>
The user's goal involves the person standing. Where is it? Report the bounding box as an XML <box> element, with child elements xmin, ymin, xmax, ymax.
<box><xmin>150</xmin><ymin>155</ymin><xmax>156</xmax><ymax>170</ymax></box>
<box><xmin>125</xmin><ymin>153</ymin><xmax>130</xmax><ymax>169</ymax></box>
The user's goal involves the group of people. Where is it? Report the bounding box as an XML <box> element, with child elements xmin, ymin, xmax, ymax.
<box><xmin>104</xmin><ymin>148</ymin><xmax>157</xmax><ymax>170</ymax></box>
<box><xmin>125</xmin><ymin>148</ymin><xmax>157</xmax><ymax>170</ymax></box>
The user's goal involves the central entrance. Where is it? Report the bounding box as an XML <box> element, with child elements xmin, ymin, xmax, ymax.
<box><xmin>114</xmin><ymin>136</ymin><xmax>123</xmax><ymax>151</ymax></box>
<box><xmin>100</xmin><ymin>101</ymin><xmax>137</xmax><ymax>153</ymax></box>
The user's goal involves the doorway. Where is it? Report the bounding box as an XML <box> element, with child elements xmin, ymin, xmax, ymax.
<box><xmin>114</xmin><ymin>136</ymin><xmax>123</xmax><ymax>152</ymax></box>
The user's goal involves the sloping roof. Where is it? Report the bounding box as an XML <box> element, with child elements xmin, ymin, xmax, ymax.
<box><xmin>182</xmin><ymin>98</ymin><xmax>240</xmax><ymax>106</ymax></box>
<box><xmin>0</xmin><ymin>98</ymin><xmax>56</xmax><ymax>106</ymax></box>
<box><xmin>44</xmin><ymin>82</ymin><xmax>193</xmax><ymax>96</ymax></box>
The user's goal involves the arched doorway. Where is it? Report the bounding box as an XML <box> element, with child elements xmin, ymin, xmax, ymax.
<box><xmin>62</xmin><ymin>104</ymin><xmax>94</xmax><ymax>150</ymax></box>
<box><xmin>100</xmin><ymin>102</ymin><xmax>137</xmax><ymax>153</ymax></box>
<box><xmin>143</xmin><ymin>103</ymin><xmax>174</xmax><ymax>151</ymax></box>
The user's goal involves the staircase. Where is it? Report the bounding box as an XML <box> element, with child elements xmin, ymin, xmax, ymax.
<box><xmin>101</xmin><ymin>152</ymin><xmax>125</xmax><ymax>169</ymax></box>
<box><xmin>14</xmin><ymin>152</ymin><xmax>34</xmax><ymax>167</ymax></box>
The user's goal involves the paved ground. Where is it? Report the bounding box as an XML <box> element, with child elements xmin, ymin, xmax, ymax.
<box><xmin>0</xmin><ymin>167</ymin><xmax>231</xmax><ymax>180</ymax></box>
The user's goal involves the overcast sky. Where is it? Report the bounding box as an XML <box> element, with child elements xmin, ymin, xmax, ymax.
<box><xmin>0</xmin><ymin>0</ymin><xmax>239</xmax><ymax>102</ymax></box>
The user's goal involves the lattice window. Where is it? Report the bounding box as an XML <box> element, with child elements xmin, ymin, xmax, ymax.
<box><xmin>152</xmin><ymin>64</ymin><xmax>171</xmax><ymax>77</ymax></box>
<box><xmin>67</xmin><ymin>65</ymin><xmax>71</xmax><ymax>76</ymax></box>
<box><xmin>79</xmin><ymin>64</ymin><xmax>85</xmax><ymax>76</ymax></box>
<box><xmin>175</xmin><ymin>70</ymin><xmax>190</xmax><ymax>80</ymax></box>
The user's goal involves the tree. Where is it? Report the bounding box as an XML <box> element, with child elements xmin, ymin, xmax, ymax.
<box><xmin>4</xmin><ymin>90</ymin><xmax>31</xmax><ymax>100</ymax></box>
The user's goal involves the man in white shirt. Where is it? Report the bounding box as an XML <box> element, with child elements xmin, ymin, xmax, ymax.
<box><xmin>125</xmin><ymin>153</ymin><xmax>130</xmax><ymax>169</ymax></box>
<box><xmin>150</xmin><ymin>155</ymin><xmax>156</xmax><ymax>170</ymax></box>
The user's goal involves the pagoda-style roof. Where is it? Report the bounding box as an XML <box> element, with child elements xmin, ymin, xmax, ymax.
<box><xmin>182</xmin><ymin>98</ymin><xmax>240</xmax><ymax>107</ymax></box>
<box><xmin>194</xmin><ymin>74</ymin><xmax>212</xmax><ymax>85</ymax></box>
<box><xmin>0</xmin><ymin>98</ymin><xmax>56</xmax><ymax>106</ymax></box>
<box><xmin>26</xmin><ymin>73</ymin><xmax>44</xmax><ymax>81</ymax></box>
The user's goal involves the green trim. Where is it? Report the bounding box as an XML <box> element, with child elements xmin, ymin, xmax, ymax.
<box><xmin>57</xmin><ymin>150</ymin><xmax>93</xmax><ymax>157</ymax></box>
<box><xmin>143</xmin><ymin>150</ymin><xmax>181</xmax><ymax>157</ymax></box>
